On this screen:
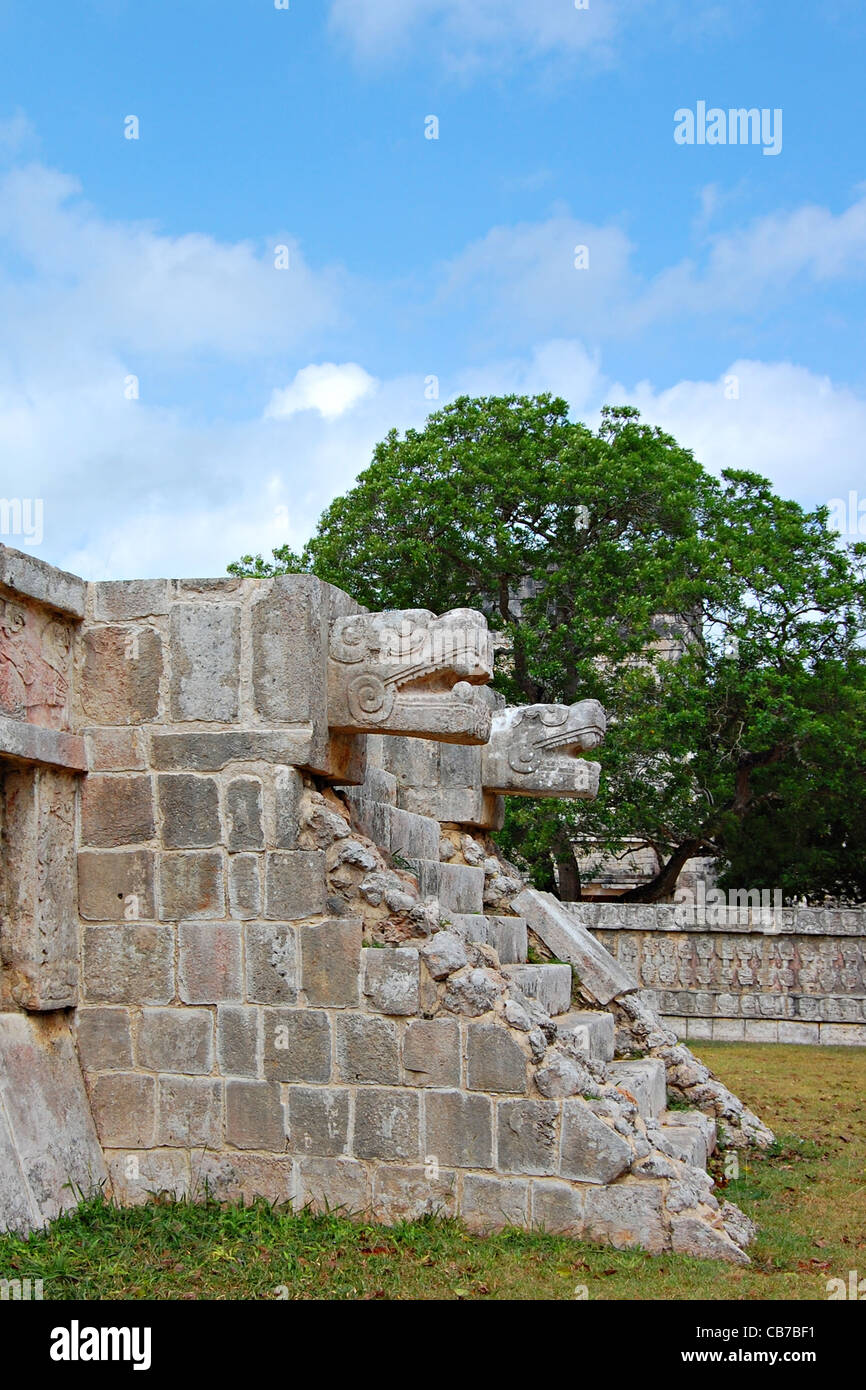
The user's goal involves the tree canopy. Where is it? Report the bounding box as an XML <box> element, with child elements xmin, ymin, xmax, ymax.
<box><xmin>230</xmin><ymin>394</ymin><xmax>866</xmax><ymax>902</ymax></box>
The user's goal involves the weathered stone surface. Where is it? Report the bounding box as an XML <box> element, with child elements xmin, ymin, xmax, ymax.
<box><xmin>88</xmin><ymin>1072</ymin><xmax>156</xmax><ymax>1148</ymax></box>
<box><xmin>425</xmin><ymin>1090</ymin><xmax>493</xmax><ymax>1168</ymax></box>
<box><xmin>583</xmin><ymin>1178</ymin><xmax>666</xmax><ymax>1253</ymax></box>
<box><xmin>78</xmin><ymin>849</ymin><xmax>155</xmax><ymax>922</ymax></box>
<box><xmin>228</xmin><ymin>853</ymin><xmax>261</xmax><ymax>919</ymax></box>
<box><xmin>669</xmin><ymin>1212</ymin><xmax>749</xmax><ymax>1264</ymax></box>
<box><xmin>530</xmin><ymin>1179</ymin><xmax>586</xmax><ymax>1235</ymax></box>
<box><xmin>265</xmin><ymin>851</ymin><xmax>326</xmax><ymax>921</ymax></box>
<box><xmin>157</xmin><ymin>1076</ymin><xmax>223</xmax><ymax>1148</ymax></box>
<box><xmin>497</xmin><ymin>1099</ymin><xmax>559</xmax><ymax>1176</ymax></box>
<box><xmin>245</xmin><ymin>923</ymin><xmax>297</xmax><ymax>1004</ymax></box>
<box><xmin>327</xmin><ymin>608</ymin><xmax>493</xmax><ymax>742</ymax></box>
<box><xmin>263</xmin><ymin>1009</ymin><xmax>331</xmax><ymax>1083</ymax></box>
<box><xmin>0</xmin><ymin>542</ymin><xmax>86</xmax><ymax>618</ymax></box>
<box><xmin>81</xmin><ymin>774</ymin><xmax>154</xmax><ymax>847</ymax></box>
<box><xmin>503</xmin><ymin>963</ymin><xmax>572</xmax><ymax>1016</ymax></box>
<box><xmin>105</xmin><ymin>1148</ymin><xmax>190</xmax><ymax>1205</ymax></box>
<box><xmin>443</xmin><ymin>967</ymin><xmax>505</xmax><ymax>1016</ymax></box>
<box><xmin>94</xmin><ymin>579</ymin><xmax>170</xmax><ymax>621</ymax></box>
<box><xmin>85</xmin><ymin>728</ymin><xmax>145</xmax><ymax>772</ymax></box>
<box><xmin>363</xmin><ymin>947</ymin><xmax>420</xmax><ymax>1014</ymax></box>
<box><xmin>512</xmin><ymin>888</ymin><xmax>637</xmax><ymax>1005</ymax></box>
<box><xmin>217</xmin><ymin>1004</ymin><xmax>261</xmax><ymax>1078</ymax></box>
<box><xmin>0</xmin><ymin>715</ymin><xmax>86</xmax><ymax>771</ymax></box>
<box><xmin>402</xmin><ymin>1019</ymin><xmax>461</xmax><ymax>1088</ymax></box>
<box><xmin>419</xmin><ymin>931</ymin><xmax>468</xmax><ymax>980</ymax></box>
<box><xmin>74</xmin><ymin>1007</ymin><xmax>134</xmax><ymax>1071</ymax></box>
<box><xmin>559</xmin><ymin>1099</ymin><xmax>634</xmax><ymax>1184</ymax></box>
<box><xmin>157</xmin><ymin>775</ymin><xmax>220</xmax><ymax>848</ymax></box>
<box><xmin>226</xmin><ymin>778</ymin><xmax>265</xmax><ymax>851</ymax></box>
<box><xmin>438</xmin><ymin>863</ymin><xmax>485</xmax><ymax>915</ymax></box>
<box><xmin>151</xmin><ymin>730</ymin><xmax>312</xmax><ymax>772</ymax></box>
<box><xmin>169</xmin><ymin>603</ymin><xmax>240</xmax><ymax>721</ymax></box>
<box><xmin>178</xmin><ymin>922</ymin><xmax>242</xmax><ymax>1003</ymax></box>
<box><xmin>466</xmin><ymin>1023</ymin><xmax>528</xmax><ymax>1094</ymax></box>
<box><xmin>81</xmin><ymin>626</ymin><xmax>163</xmax><ymax>725</ymax></box>
<box><xmin>295</xmin><ymin>1156</ymin><xmax>369</xmax><ymax>1215</ymax></box>
<box><xmin>195</xmin><ymin>1152</ymin><xmax>297</xmax><ymax>1206</ymax></box>
<box><xmin>460</xmin><ymin>1174</ymin><xmax>529</xmax><ymax>1232</ymax></box>
<box><xmin>608</xmin><ymin>1058</ymin><xmax>667</xmax><ymax>1120</ymax></box>
<box><xmin>300</xmin><ymin>917</ymin><xmax>361</xmax><ymax>1006</ymax></box>
<box><xmin>481</xmin><ymin>701</ymin><xmax>604</xmax><ymax>798</ymax></box>
<box><xmin>159</xmin><ymin>851</ymin><xmax>225</xmax><ymax>920</ymax></box>
<box><xmin>286</xmin><ymin>1087</ymin><xmax>349</xmax><ymax>1156</ymax></box>
<box><xmin>353</xmin><ymin>1089</ymin><xmax>420</xmax><ymax>1161</ymax></box>
<box><xmin>82</xmin><ymin>925</ymin><xmax>174</xmax><ymax>1004</ymax></box>
<box><xmin>372</xmin><ymin>1165</ymin><xmax>457</xmax><ymax>1223</ymax></box>
<box><xmin>225</xmin><ymin>1079</ymin><xmax>285</xmax><ymax>1151</ymax></box>
<box><xmin>534</xmin><ymin>1051</ymin><xmax>597</xmax><ymax>1100</ymax></box>
<box><xmin>137</xmin><ymin>1008</ymin><xmax>213</xmax><ymax>1074</ymax></box>
<box><xmin>0</xmin><ymin>1014</ymin><xmax>108</xmax><ymax>1233</ymax></box>
<box><xmin>336</xmin><ymin>1014</ymin><xmax>399</xmax><ymax>1084</ymax></box>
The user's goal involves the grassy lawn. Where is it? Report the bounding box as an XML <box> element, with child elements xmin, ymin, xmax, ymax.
<box><xmin>0</xmin><ymin>1043</ymin><xmax>863</xmax><ymax>1301</ymax></box>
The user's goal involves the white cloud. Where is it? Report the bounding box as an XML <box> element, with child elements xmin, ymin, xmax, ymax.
<box><xmin>265</xmin><ymin>362</ymin><xmax>378</xmax><ymax>420</ymax></box>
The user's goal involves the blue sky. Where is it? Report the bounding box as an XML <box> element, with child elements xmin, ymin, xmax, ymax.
<box><xmin>1</xmin><ymin>0</ymin><xmax>865</xmax><ymax>576</ymax></box>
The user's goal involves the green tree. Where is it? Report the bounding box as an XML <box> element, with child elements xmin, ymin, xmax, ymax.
<box><xmin>231</xmin><ymin>394</ymin><xmax>866</xmax><ymax>901</ymax></box>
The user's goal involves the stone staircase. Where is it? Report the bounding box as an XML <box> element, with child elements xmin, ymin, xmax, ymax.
<box><xmin>343</xmin><ymin>778</ymin><xmax>719</xmax><ymax>1188</ymax></box>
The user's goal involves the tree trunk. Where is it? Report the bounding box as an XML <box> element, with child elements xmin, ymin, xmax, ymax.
<box><xmin>553</xmin><ymin>833</ymin><xmax>582</xmax><ymax>901</ymax></box>
<box><xmin>619</xmin><ymin>838</ymin><xmax>704</xmax><ymax>902</ymax></box>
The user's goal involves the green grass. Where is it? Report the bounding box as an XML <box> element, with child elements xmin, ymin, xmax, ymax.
<box><xmin>1</xmin><ymin>1043</ymin><xmax>863</xmax><ymax>1300</ymax></box>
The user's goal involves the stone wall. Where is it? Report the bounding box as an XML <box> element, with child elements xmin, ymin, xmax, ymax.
<box><xmin>563</xmin><ymin>903</ymin><xmax>866</xmax><ymax>1045</ymax></box>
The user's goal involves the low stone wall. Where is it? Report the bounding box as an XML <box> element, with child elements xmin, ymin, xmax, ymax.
<box><xmin>563</xmin><ymin>903</ymin><xmax>866</xmax><ymax>1045</ymax></box>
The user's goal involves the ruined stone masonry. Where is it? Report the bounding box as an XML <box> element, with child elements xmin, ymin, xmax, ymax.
<box><xmin>0</xmin><ymin>543</ymin><xmax>770</xmax><ymax>1263</ymax></box>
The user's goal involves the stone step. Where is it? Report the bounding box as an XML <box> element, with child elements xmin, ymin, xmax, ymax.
<box><xmin>511</xmin><ymin>887</ymin><xmax>637</xmax><ymax>1005</ymax></box>
<box><xmin>343</xmin><ymin>791</ymin><xmax>440</xmax><ymax>862</ymax></box>
<box><xmin>554</xmin><ymin>1009</ymin><xmax>615</xmax><ymax>1062</ymax></box>
<box><xmin>656</xmin><ymin>1109</ymin><xmax>717</xmax><ymax>1169</ymax></box>
<box><xmin>448</xmin><ymin>914</ymin><xmax>528</xmax><ymax>964</ymax></box>
<box><xmin>502</xmin><ymin>963</ymin><xmax>573</xmax><ymax>1016</ymax></box>
<box><xmin>607</xmin><ymin>1057</ymin><xmax>667</xmax><ymax>1120</ymax></box>
<box><xmin>408</xmin><ymin>858</ymin><xmax>485</xmax><ymax>915</ymax></box>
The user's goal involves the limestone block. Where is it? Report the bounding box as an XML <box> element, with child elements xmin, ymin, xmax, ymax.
<box><xmin>512</xmin><ymin>889</ymin><xmax>637</xmax><ymax>1005</ymax></box>
<box><xmin>157</xmin><ymin>775</ymin><xmax>220</xmax><ymax>848</ymax></box>
<box><xmin>497</xmin><ymin>1099</ymin><xmax>559</xmax><ymax>1176</ymax></box>
<box><xmin>89</xmin><ymin>1073</ymin><xmax>157</xmax><ymax>1148</ymax></box>
<box><xmin>81</xmin><ymin>775</ymin><xmax>154</xmax><ymax>847</ymax></box>
<box><xmin>466</xmin><ymin>1023</ymin><xmax>528</xmax><ymax>1094</ymax></box>
<box><xmin>559</xmin><ymin>1099</ymin><xmax>633</xmax><ymax>1184</ymax></box>
<box><xmin>178</xmin><ymin>922</ymin><xmax>242</xmax><ymax>1003</ymax></box>
<box><xmin>608</xmin><ymin>1059</ymin><xmax>667</xmax><ymax>1120</ymax></box>
<box><xmin>372</xmin><ymin>1165</ymin><xmax>457</xmax><ymax>1223</ymax></box>
<box><xmin>226</xmin><ymin>778</ymin><xmax>265</xmax><ymax>851</ymax></box>
<box><xmin>265</xmin><ymin>851</ymin><xmax>326</xmax><ymax>921</ymax></box>
<box><xmin>263</xmin><ymin>1009</ymin><xmax>331</xmax><ymax>1083</ymax></box>
<box><xmin>353</xmin><ymin>1088</ymin><xmax>420</xmax><ymax>1161</ymax></box>
<box><xmin>336</xmin><ymin>1014</ymin><xmax>399</xmax><ymax>1084</ymax></box>
<box><xmin>245</xmin><ymin>923</ymin><xmax>298</xmax><ymax>1005</ymax></box>
<box><xmin>217</xmin><ymin>1004</ymin><xmax>261</xmax><ymax>1078</ymax></box>
<box><xmin>402</xmin><ymin>1019</ymin><xmax>462</xmax><ymax>1088</ymax></box>
<box><xmin>105</xmin><ymin>1149</ymin><xmax>190</xmax><ymax>1205</ymax></box>
<box><xmin>74</xmin><ymin>1007</ymin><xmax>134</xmax><ymax>1071</ymax></box>
<box><xmin>299</xmin><ymin>917</ymin><xmax>362</xmax><ymax>1007</ymax></box>
<box><xmin>169</xmin><ymin>603</ymin><xmax>240</xmax><ymax>722</ymax></box>
<box><xmin>159</xmin><ymin>851</ymin><xmax>225</xmax><ymax>920</ymax></box>
<box><xmin>225</xmin><ymin>1079</ymin><xmax>285</xmax><ymax>1151</ymax></box>
<box><xmin>195</xmin><ymin>1153</ymin><xmax>297</xmax><ymax>1206</ymax></box>
<box><xmin>438</xmin><ymin>863</ymin><xmax>485</xmax><ymax>915</ymax></box>
<box><xmin>460</xmin><ymin>1174</ymin><xmax>529</xmax><ymax>1232</ymax></box>
<box><xmin>86</xmin><ymin>728</ymin><xmax>146</xmax><ymax>772</ymax></box>
<box><xmin>137</xmin><ymin>1008</ymin><xmax>214</xmax><ymax>1074</ymax></box>
<box><xmin>0</xmin><ymin>542</ymin><xmax>86</xmax><ymax>618</ymax></box>
<box><xmin>0</xmin><ymin>1013</ymin><xmax>108</xmax><ymax>1233</ymax></box>
<box><xmin>228</xmin><ymin>854</ymin><xmax>262</xmax><ymax>919</ymax></box>
<box><xmin>363</xmin><ymin>947</ymin><xmax>420</xmax><ymax>1015</ymax></box>
<box><xmin>286</xmin><ymin>1086</ymin><xmax>350</xmax><ymax>1157</ymax></box>
<box><xmin>82</xmin><ymin>925</ymin><xmax>174</xmax><ymax>1004</ymax></box>
<box><xmin>530</xmin><ymin>1180</ymin><xmax>586</xmax><ymax>1235</ymax></box>
<box><xmin>157</xmin><ymin>1076</ymin><xmax>223</xmax><ymax>1148</ymax></box>
<box><xmin>151</xmin><ymin>730</ymin><xmax>312</xmax><ymax>772</ymax></box>
<box><xmin>419</xmin><ymin>932</ymin><xmax>468</xmax><ymax>980</ymax></box>
<box><xmin>274</xmin><ymin>766</ymin><xmax>302</xmax><ymax>848</ymax></box>
<box><xmin>81</xmin><ymin>626</ymin><xmax>163</xmax><ymax>725</ymax></box>
<box><xmin>669</xmin><ymin>1214</ymin><xmax>749</xmax><ymax>1265</ymax></box>
<box><xmin>295</xmin><ymin>1156</ymin><xmax>370</xmax><ymax>1215</ymax></box>
<box><xmin>94</xmin><ymin>579</ymin><xmax>170</xmax><ymax>621</ymax></box>
<box><xmin>583</xmin><ymin>1178</ymin><xmax>666</xmax><ymax>1253</ymax></box>
<box><xmin>425</xmin><ymin>1090</ymin><xmax>493</xmax><ymax>1169</ymax></box>
<box><xmin>79</xmin><ymin>849</ymin><xmax>156</xmax><ymax>922</ymax></box>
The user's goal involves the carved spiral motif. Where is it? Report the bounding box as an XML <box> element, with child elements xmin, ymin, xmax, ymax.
<box><xmin>508</xmin><ymin>736</ymin><xmax>541</xmax><ymax>776</ymax></box>
<box><xmin>330</xmin><ymin>616</ymin><xmax>370</xmax><ymax>664</ymax></box>
<box><xmin>347</xmin><ymin>673</ymin><xmax>395</xmax><ymax>725</ymax></box>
